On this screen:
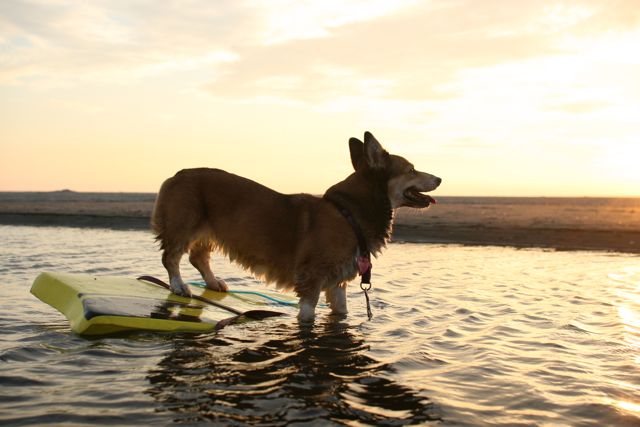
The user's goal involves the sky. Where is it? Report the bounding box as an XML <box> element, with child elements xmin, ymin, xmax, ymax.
<box><xmin>1</xmin><ymin>0</ymin><xmax>639</xmax><ymax>196</ymax></box>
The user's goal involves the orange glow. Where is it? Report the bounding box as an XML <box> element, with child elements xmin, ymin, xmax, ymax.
<box><xmin>1</xmin><ymin>1</ymin><xmax>639</xmax><ymax>195</ymax></box>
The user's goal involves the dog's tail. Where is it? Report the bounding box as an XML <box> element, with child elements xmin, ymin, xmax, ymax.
<box><xmin>150</xmin><ymin>169</ymin><xmax>207</xmax><ymax>250</ymax></box>
<box><xmin>150</xmin><ymin>177</ymin><xmax>171</xmax><ymax>247</ymax></box>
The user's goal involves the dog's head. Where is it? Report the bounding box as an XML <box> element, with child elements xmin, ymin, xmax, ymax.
<box><xmin>349</xmin><ymin>132</ymin><xmax>441</xmax><ymax>209</ymax></box>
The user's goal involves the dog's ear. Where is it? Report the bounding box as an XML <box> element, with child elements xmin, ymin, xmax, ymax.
<box><xmin>349</xmin><ymin>137</ymin><xmax>365</xmax><ymax>170</ymax></box>
<box><xmin>363</xmin><ymin>131</ymin><xmax>389</xmax><ymax>169</ymax></box>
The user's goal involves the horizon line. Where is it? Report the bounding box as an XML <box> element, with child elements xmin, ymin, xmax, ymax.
<box><xmin>0</xmin><ymin>189</ymin><xmax>639</xmax><ymax>199</ymax></box>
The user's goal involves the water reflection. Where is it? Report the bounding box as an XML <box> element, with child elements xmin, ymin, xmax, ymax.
<box><xmin>606</xmin><ymin>265</ymin><xmax>640</xmax><ymax>421</ymax></box>
<box><xmin>7</xmin><ymin>226</ymin><xmax>640</xmax><ymax>426</ymax></box>
<box><xmin>146</xmin><ymin>319</ymin><xmax>441</xmax><ymax>425</ymax></box>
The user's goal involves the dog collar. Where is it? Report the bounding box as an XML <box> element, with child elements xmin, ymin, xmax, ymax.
<box><xmin>327</xmin><ymin>199</ymin><xmax>372</xmax><ymax>284</ymax></box>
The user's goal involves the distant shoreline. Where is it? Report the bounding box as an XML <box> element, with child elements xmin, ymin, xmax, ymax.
<box><xmin>1</xmin><ymin>192</ymin><xmax>639</xmax><ymax>254</ymax></box>
<box><xmin>2</xmin><ymin>212</ymin><xmax>639</xmax><ymax>254</ymax></box>
<box><xmin>0</xmin><ymin>213</ymin><xmax>151</xmax><ymax>230</ymax></box>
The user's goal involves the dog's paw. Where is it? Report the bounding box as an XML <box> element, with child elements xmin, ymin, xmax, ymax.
<box><xmin>176</xmin><ymin>286</ymin><xmax>193</xmax><ymax>298</ymax></box>
<box><xmin>205</xmin><ymin>278</ymin><xmax>229</xmax><ymax>292</ymax></box>
<box><xmin>329</xmin><ymin>307</ymin><xmax>348</xmax><ymax>317</ymax></box>
<box><xmin>297</xmin><ymin>313</ymin><xmax>315</xmax><ymax>324</ymax></box>
<box><xmin>297</xmin><ymin>303</ymin><xmax>316</xmax><ymax>324</ymax></box>
<box><xmin>170</xmin><ymin>278</ymin><xmax>192</xmax><ymax>298</ymax></box>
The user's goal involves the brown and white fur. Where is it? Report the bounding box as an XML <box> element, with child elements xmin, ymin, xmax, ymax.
<box><xmin>151</xmin><ymin>132</ymin><xmax>441</xmax><ymax>323</ymax></box>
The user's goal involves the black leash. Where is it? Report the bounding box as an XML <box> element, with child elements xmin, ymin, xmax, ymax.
<box><xmin>327</xmin><ymin>200</ymin><xmax>374</xmax><ymax>320</ymax></box>
<box><xmin>361</xmin><ymin>281</ymin><xmax>373</xmax><ymax>320</ymax></box>
<box><xmin>136</xmin><ymin>275</ymin><xmax>285</xmax><ymax>330</ymax></box>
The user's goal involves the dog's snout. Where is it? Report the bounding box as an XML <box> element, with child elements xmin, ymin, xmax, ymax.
<box><xmin>435</xmin><ymin>177</ymin><xmax>442</xmax><ymax>186</ymax></box>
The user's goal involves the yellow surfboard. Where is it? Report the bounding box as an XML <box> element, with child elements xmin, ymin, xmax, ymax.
<box><xmin>31</xmin><ymin>272</ymin><xmax>295</xmax><ymax>335</ymax></box>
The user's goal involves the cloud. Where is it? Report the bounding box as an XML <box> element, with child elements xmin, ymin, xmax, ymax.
<box><xmin>0</xmin><ymin>0</ymin><xmax>419</xmax><ymax>86</ymax></box>
<box><xmin>202</xmin><ymin>1</ymin><xmax>627</xmax><ymax>104</ymax></box>
<box><xmin>2</xmin><ymin>0</ymin><xmax>639</xmax><ymax>128</ymax></box>
<box><xmin>550</xmin><ymin>101</ymin><xmax>610</xmax><ymax>114</ymax></box>
<box><xmin>0</xmin><ymin>1</ymin><xmax>250</xmax><ymax>85</ymax></box>
<box><xmin>248</xmin><ymin>0</ymin><xmax>420</xmax><ymax>45</ymax></box>
<box><xmin>204</xmin><ymin>1</ymin><xmax>560</xmax><ymax>102</ymax></box>
<box><xmin>193</xmin><ymin>0</ymin><xmax>640</xmax><ymax>140</ymax></box>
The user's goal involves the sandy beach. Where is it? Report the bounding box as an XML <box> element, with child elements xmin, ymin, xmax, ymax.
<box><xmin>1</xmin><ymin>191</ymin><xmax>639</xmax><ymax>253</ymax></box>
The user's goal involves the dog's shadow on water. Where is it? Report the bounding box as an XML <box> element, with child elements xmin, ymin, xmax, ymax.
<box><xmin>146</xmin><ymin>318</ymin><xmax>441</xmax><ymax>425</ymax></box>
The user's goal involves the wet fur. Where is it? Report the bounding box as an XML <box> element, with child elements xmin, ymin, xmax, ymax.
<box><xmin>152</xmin><ymin>132</ymin><xmax>441</xmax><ymax>322</ymax></box>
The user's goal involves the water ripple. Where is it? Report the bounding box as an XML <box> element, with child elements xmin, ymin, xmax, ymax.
<box><xmin>1</xmin><ymin>226</ymin><xmax>639</xmax><ymax>425</ymax></box>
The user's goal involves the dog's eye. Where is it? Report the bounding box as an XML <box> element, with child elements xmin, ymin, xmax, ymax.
<box><xmin>409</xmin><ymin>167</ymin><xmax>416</xmax><ymax>174</ymax></box>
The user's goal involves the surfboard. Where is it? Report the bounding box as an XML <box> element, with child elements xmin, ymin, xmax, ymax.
<box><xmin>31</xmin><ymin>272</ymin><xmax>296</xmax><ymax>335</ymax></box>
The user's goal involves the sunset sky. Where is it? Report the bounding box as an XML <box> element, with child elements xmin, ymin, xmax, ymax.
<box><xmin>1</xmin><ymin>0</ymin><xmax>639</xmax><ymax>196</ymax></box>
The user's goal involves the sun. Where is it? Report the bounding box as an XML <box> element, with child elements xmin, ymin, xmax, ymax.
<box><xmin>596</xmin><ymin>142</ymin><xmax>640</xmax><ymax>196</ymax></box>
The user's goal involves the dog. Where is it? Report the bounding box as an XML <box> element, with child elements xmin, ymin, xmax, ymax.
<box><xmin>151</xmin><ymin>132</ymin><xmax>441</xmax><ymax>322</ymax></box>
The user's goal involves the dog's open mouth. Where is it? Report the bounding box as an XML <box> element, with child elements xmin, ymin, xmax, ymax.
<box><xmin>403</xmin><ymin>187</ymin><xmax>437</xmax><ymax>208</ymax></box>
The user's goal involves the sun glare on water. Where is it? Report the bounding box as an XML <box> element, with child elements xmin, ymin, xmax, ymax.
<box><xmin>610</xmin><ymin>266</ymin><xmax>640</xmax><ymax>417</ymax></box>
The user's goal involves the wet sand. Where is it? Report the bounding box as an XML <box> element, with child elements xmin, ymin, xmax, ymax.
<box><xmin>1</xmin><ymin>192</ymin><xmax>639</xmax><ymax>253</ymax></box>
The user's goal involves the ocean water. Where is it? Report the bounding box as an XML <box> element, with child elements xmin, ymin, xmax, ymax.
<box><xmin>1</xmin><ymin>225</ymin><xmax>639</xmax><ymax>426</ymax></box>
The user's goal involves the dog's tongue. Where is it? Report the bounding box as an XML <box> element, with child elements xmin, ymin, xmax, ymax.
<box><xmin>428</xmin><ymin>195</ymin><xmax>437</xmax><ymax>204</ymax></box>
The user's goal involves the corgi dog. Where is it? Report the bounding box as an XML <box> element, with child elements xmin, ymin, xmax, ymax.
<box><xmin>152</xmin><ymin>132</ymin><xmax>441</xmax><ymax>322</ymax></box>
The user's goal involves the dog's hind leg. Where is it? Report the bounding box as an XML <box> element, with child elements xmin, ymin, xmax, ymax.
<box><xmin>161</xmin><ymin>246</ymin><xmax>192</xmax><ymax>297</ymax></box>
<box><xmin>189</xmin><ymin>241</ymin><xmax>228</xmax><ymax>292</ymax></box>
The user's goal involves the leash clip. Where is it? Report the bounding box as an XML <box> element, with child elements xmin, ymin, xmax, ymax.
<box><xmin>357</xmin><ymin>256</ymin><xmax>373</xmax><ymax>320</ymax></box>
<box><xmin>360</xmin><ymin>280</ymin><xmax>373</xmax><ymax>320</ymax></box>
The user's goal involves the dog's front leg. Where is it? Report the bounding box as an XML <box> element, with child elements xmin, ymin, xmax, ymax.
<box><xmin>297</xmin><ymin>288</ymin><xmax>321</xmax><ymax>324</ymax></box>
<box><xmin>326</xmin><ymin>284</ymin><xmax>348</xmax><ymax>315</ymax></box>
